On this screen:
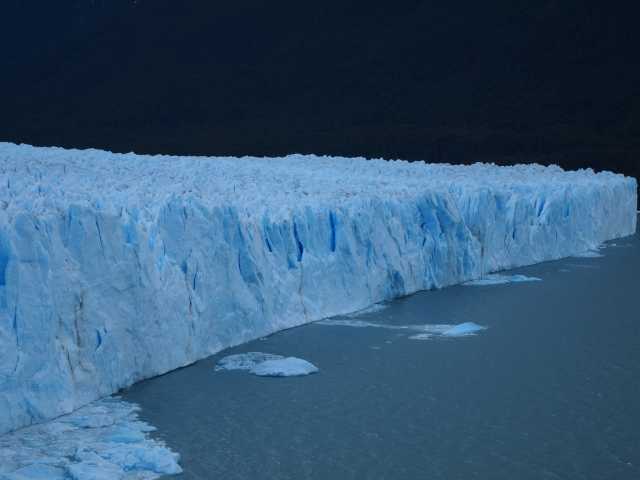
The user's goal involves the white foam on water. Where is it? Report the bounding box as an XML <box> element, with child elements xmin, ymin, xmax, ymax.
<box><xmin>345</xmin><ymin>303</ymin><xmax>388</xmax><ymax>317</ymax></box>
<box><xmin>0</xmin><ymin>398</ymin><xmax>181</xmax><ymax>480</ymax></box>
<box><xmin>315</xmin><ymin>319</ymin><xmax>452</xmax><ymax>334</ymax></box>
<box><xmin>408</xmin><ymin>333</ymin><xmax>434</xmax><ymax>341</ymax></box>
<box><xmin>463</xmin><ymin>274</ymin><xmax>542</xmax><ymax>286</ymax></box>
<box><xmin>315</xmin><ymin>319</ymin><xmax>402</xmax><ymax>329</ymax></box>
<box><xmin>572</xmin><ymin>250</ymin><xmax>604</xmax><ymax>258</ymax></box>
<box><xmin>566</xmin><ymin>263</ymin><xmax>600</xmax><ymax>269</ymax></box>
<box><xmin>318</xmin><ymin>319</ymin><xmax>486</xmax><ymax>340</ymax></box>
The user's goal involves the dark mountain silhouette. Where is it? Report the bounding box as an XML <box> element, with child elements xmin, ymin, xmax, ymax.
<box><xmin>2</xmin><ymin>1</ymin><xmax>639</xmax><ymax>181</ymax></box>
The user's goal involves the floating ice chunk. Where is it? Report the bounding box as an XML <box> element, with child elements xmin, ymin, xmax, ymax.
<box><xmin>0</xmin><ymin>398</ymin><xmax>181</xmax><ymax>480</ymax></box>
<box><xmin>442</xmin><ymin>322</ymin><xmax>487</xmax><ymax>337</ymax></box>
<box><xmin>463</xmin><ymin>274</ymin><xmax>542</xmax><ymax>286</ymax></box>
<box><xmin>215</xmin><ymin>352</ymin><xmax>318</xmax><ymax>377</ymax></box>
<box><xmin>215</xmin><ymin>352</ymin><xmax>284</xmax><ymax>371</ymax></box>
<box><xmin>249</xmin><ymin>357</ymin><xmax>319</xmax><ymax>377</ymax></box>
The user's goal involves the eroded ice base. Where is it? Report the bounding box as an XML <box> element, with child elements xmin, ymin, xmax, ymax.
<box><xmin>0</xmin><ymin>398</ymin><xmax>181</xmax><ymax>480</ymax></box>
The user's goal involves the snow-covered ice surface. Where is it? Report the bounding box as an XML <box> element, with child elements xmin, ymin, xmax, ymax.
<box><xmin>0</xmin><ymin>398</ymin><xmax>181</xmax><ymax>480</ymax></box>
<box><xmin>215</xmin><ymin>352</ymin><xmax>318</xmax><ymax>377</ymax></box>
<box><xmin>250</xmin><ymin>357</ymin><xmax>319</xmax><ymax>377</ymax></box>
<box><xmin>0</xmin><ymin>142</ymin><xmax>636</xmax><ymax>434</ymax></box>
<box><xmin>463</xmin><ymin>274</ymin><xmax>542</xmax><ymax>286</ymax></box>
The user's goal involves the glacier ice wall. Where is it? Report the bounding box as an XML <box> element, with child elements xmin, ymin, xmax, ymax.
<box><xmin>0</xmin><ymin>143</ymin><xmax>636</xmax><ymax>434</ymax></box>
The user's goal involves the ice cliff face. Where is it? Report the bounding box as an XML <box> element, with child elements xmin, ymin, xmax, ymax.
<box><xmin>0</xmin><ymin>143</ymin><xmax>636</xmax><ymax>434</ymax></box>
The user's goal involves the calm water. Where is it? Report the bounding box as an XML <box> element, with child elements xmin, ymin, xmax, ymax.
<box><xmin>125</xmin><ymin>225</ymin><xmax>640</xmax><ymax>480</ymax></box>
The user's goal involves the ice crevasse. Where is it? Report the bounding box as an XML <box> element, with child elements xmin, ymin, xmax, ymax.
<box><xmin>0</xmin><ymin>142</ymin><xmax>636</xmax><ymax>434</ymax></box>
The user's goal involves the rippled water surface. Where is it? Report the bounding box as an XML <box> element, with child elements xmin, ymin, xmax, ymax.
<box><xmin>125</xmin><ymin>226</ymin><xmax>640</xmax><ymax>480</ymax></box>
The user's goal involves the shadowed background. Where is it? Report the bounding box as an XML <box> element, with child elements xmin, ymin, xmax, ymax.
<box><xmin>2</xmin><ymin>1</ymin><xmax>638</xmax><ymax>180</ymax></box>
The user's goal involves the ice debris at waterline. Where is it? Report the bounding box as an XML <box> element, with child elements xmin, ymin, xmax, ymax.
<box><xmin>316</xmin><ymin>319</ymin><xmax>487</xmax><ymax>340</ymax></box>
<box><xmin>463</xmin><ymin>274</ymin><xmax>542</xmax><ymax>286</ymax></box>
<box><xmin>0</xmin><ymin>143</ymin><xmax>636</xmax><ymax>434</ymax></box>
<box><xmin>215</xmin><ymin>352</ymin><xmax>319</xmax><ymax>377</ymax></box>
<box><xmin>0</xmin><ymin>398</ymin><xmax>181</xmax><ymax>480</ymax></box>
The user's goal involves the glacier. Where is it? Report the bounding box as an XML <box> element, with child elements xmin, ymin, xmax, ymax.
<box><xmin>0</xmin><ymin>142</ymin><xmax>636</xmax><ymax>435</ymax></box>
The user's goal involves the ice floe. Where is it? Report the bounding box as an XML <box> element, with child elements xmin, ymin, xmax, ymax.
<box><xmin>214</xmin><ymin>352</ymin><xmax>285</xmax><ymax>371</ymax></box>
<box><xmin>0</xmin><ymin>398</ymin><xmax>181</xmax><ymax>480</ymax></box>
<box><xmin>215</xmin><ymin>352</ymin><xmax>318</xmax><ymax>377</ymax></box>
<box><xmin>250</xmin><ymin>357</ymin><xmax>319</xmax><ymax>377</ymax></box>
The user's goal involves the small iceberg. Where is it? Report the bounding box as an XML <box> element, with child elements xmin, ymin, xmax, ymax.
<box><xmin>463</xmin><ymin>274</ymin><xmax>541</xmax><ymax>286</ymax></box>
<box><xmin>214</xmin><ymin>352</ymin><xmax>285</xmax><ymax>371</ymax></box>
<box><xmin>215</xmin><ymin>352</ymin><xmax>318</xmax><ymax>377</ymax></box>
<box><xmin>441</xmin><ymin>322</ymin><xmax>487</xmax><ymax>337</ymax></box>
<box><xmin>250</xmin><ymin>357</ymin><xmax>319</xmax><ymax>377</ymax></box>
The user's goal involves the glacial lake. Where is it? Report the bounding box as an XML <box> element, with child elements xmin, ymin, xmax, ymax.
<box><xmin>125</xmin><ymin>221</ymin><xmax>640</xmax><ymax>480</ymax></box>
